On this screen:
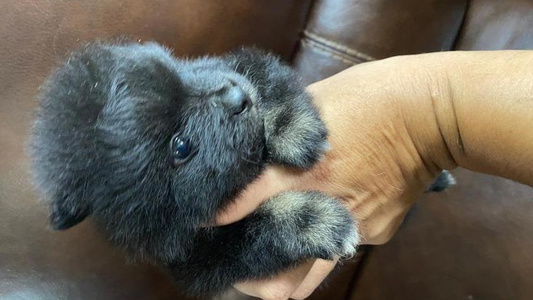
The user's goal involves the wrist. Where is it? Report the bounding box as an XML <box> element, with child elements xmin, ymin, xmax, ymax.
<box><xmin>369</xmin><ymin>54</ymin><xmax>460</xmax><ymax>175</ymax></box>
<box><xmin>409</xmin><ymin>55</ymin><xmax>459</xmax><ymax>171</ymax></box>
<box><xmin>393</xmin><ymin>51</ymin><xmax>533</xmax><ymax>185</ymax></box>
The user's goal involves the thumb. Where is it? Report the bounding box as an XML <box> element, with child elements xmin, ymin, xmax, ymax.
<box><xmin>212</xmin><ymin>166</ymin><xmax>292</xmax><ymax>226</ymax></box>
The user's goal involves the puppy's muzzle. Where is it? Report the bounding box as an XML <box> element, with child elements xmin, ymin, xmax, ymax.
<box><xmin>219</xmin><ymin>84</ymin><xmax>252</xmax><ymax>115</ymax></box>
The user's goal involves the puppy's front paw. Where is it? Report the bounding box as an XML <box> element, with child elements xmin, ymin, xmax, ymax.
<box><xmin>260</xmin><ymin>191</ymin><xmax>360</xmax><ymax>260</ymax></box>
<box><xmin>170</xmin><ymin>191</ymin><xmax>359</xmax><ymax>297</ymax></box>
<box><xmin>266</xmin><ymin>106</ymin><xmax>328</xmax><ymax>169</ymax></box>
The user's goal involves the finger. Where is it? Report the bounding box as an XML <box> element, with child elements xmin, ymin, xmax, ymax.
<box><xmin>213</xmin><ymin>167</ymin><xmax>290</xmax><ymax>226</ymax></box>
<box><xmin>356</xmin><ymin>197</ymin><xmax>414</xmax><ymax>245</ymax></box>
<box><xmin>234</xmin><ymin>259</ymin><xmax>315</xmax><ymax>300</ymax></box>
<box><xmin>213</xmin><ymin>186</ymin><xmax>268</xmax><ymax>226</ymax></box>
<box><xmin>290</xmin><ymin>259</ymin><xmax>338</xmax><ymax>300</ymax></box>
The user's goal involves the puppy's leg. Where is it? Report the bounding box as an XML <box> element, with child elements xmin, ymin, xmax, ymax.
<box><xmin>264</xmin><ymin>93</ymin><xmax>329</xmax><ymax>169</ymax></box>
<box><xmin>169</xmin><ymin>191</ymin><xmax>358</xmax><ymax>297</ymax></box>
<box><xmin>228</xmin><ymin>49</ymin><xmax>329</xmax><ymax>169</ymax></box>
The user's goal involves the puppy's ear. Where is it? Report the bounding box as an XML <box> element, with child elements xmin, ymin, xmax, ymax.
<box><xmin>50</xmin><ymin>197</ymin><xmax>91</xmax><ymax>230</ymax></box>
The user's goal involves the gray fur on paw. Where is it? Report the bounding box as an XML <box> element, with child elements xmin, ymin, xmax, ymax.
<box><xmin>258</xmin><ymin>191</ymin><xmax>360</xmax><ymax>260</ymax></box>
<box><xmin>265</xmin><ymin>106</ymin><xmax>328</xmax><ymax>169</ymax></box>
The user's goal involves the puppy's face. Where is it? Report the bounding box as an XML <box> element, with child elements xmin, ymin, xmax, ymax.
<box><xmin>31</xmin><ymin>42</ymin><xmax>303</xmax><ymax>260</ymax></box>
<box><xmin>100</xmin><ymin>46</ymin><xmax>268</xmax><ymax>224</ymax></box>
<box><xmin>164</xmin><ymin>57</ymin><xmax>267</xmax><ymax>216</ymax></box>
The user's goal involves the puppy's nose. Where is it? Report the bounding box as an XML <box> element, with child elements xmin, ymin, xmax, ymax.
<box><xmin>222</xmin><ymin>86</ymin><xmax>251</xmax><ymax>115</ymax></box>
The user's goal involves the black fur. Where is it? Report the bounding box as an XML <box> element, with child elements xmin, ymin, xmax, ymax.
<box><xmin>30</xmin><ymin>41</ymin><xmax>452</xmax><ymax>297</ymax></box>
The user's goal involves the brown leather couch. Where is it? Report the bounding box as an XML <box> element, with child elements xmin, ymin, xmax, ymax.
<box><xmin>1</xmin><ymin>0</ymin><xmax>532</xmax><ymax>299</ymax></box>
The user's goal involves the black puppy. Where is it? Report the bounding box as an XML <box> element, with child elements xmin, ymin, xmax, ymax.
<box><xmin>30</xmin><ymin>41</ymin><xmax>360</xmax><ymax>297</ymax></box>
<box><xmin>30</xmin><ymin>41</ymin><xmax>453</xmax><ymax>297</ymax></box>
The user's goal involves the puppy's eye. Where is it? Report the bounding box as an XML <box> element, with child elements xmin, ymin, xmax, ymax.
<box><xmin>170</xmin><ymin>135</ymin><xmax>193</xmax><ymax>167</ymax></box>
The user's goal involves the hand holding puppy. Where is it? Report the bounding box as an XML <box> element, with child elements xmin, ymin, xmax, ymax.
<box><xmin>216</xmin><ymin>51</ymin><xmax>533</xmax><ymax>299</ymax></box>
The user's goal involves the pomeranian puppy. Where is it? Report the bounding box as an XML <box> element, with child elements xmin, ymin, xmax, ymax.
<box><xmin>30</xmin><ymin>40</ymin><xmax>453</xmax><ymax>297</ymax></box>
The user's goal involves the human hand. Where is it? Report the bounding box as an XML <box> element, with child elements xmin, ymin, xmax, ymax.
<box><xmin>211</xmin><ymin>55</ymin><xmax>452</xmax><ymax>299</ymax></box>
<box><xmin>213</xmin><ymin>50</ymin><xmax>533</xmax><ymax>299</ymax></box>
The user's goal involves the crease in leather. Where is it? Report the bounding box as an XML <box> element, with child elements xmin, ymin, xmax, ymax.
<box><xmin>288</xmin><ymin>0</ymin><xmax>320</xmax><ymax>62</ymax></box>
<box><xmin>451</xmin><ymin>0</ymin><xmax>471</xmax><ymax>49</ymax></box>
<box><xmin>303</xmin><ymin>30</ymin><xmax>376</xmax><ymax>63</ymax></box>
<box><xmin>342</xmin><ymin>246</ymin><xmax>372</xmax><ymax>300</ymax></box>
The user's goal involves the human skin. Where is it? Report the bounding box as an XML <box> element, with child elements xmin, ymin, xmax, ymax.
<box><xmin>214</xmin><ymin>51</ymin><xmax>533</xmax><ymax>300</ymax></box>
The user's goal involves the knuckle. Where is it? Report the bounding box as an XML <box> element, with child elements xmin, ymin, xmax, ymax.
<box><xmin>291</xmin><ymin>287</ymin><xmax>315</xmax><ymax>300</ymax></box>
<box><xmin>368</xmin><ymin>230</ymin><xmax>392</xmax><ymax>245</ymax></box>
<box><xmin>259</xmin><ymin>282</ymin><xmax>294</xmax><ymax>300</ymax></box>
<box><xmin>363</xmin><ymin>220</ymin><xmax>396</xmax><ymax>245</ymax></box>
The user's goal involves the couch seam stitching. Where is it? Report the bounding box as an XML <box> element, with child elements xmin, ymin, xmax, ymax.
<box><xmin>303</xmin><ymin>30</ymin><xmax>377</xmax><ymax>62</ymax></box>
<box><xmin>301</xmin><ymin>39</ymin><xmax>362</xmax><ymax>65</ymax></box>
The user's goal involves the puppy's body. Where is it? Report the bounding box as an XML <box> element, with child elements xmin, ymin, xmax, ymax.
<box><xmin>30</xmin><ymin>41</ymin><xmax>452</xmax><ymax>297</ymax></box>
<box><xmin>31</xmin><ymin>41</ymin><xmax>358</xmax><ymax>296</ymax></box>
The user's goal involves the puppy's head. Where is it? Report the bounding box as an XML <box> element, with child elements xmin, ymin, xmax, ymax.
<box><xmin>30</xmin><ymin>41</ymin><xmax>300</xmax><ymax>260</ymax></box>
